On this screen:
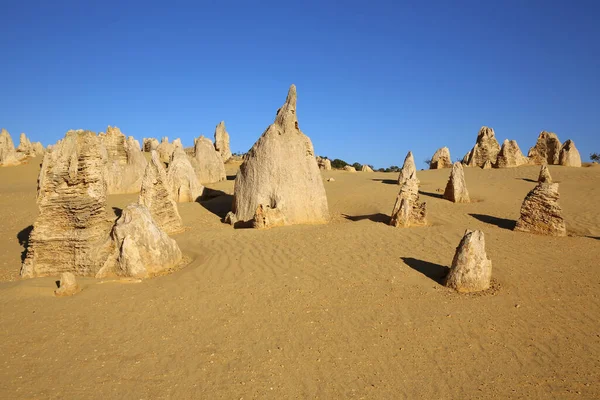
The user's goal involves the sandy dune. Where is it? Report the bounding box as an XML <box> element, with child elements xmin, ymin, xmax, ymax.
<box><xmin>1</xmin><ymin>159</ymin><xmax>599</xmax><ymax>399</ymax></box>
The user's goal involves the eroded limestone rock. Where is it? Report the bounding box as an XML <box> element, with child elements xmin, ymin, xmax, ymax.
<box><xmin>214</xmin><ymin>121</ymin><xmax>232</xmax><ymax>162</ymax></box>
<box><xmin>390</xmin><ymin>171</ymin><xmax>427</xmax><ymax>227</ymax></box>
<box><xmin>495</xmin><ymin>139</ymin><xmax>528</xmax><ymax>168</ymax></box>
<box><xmin>143</xmin><ymin>138</ymin><xmax>159</xmax><ymax>152</ymax></box>
<box><xmin>397</xmin><ymin>151</ymin><xmax>417</xmax><ymax>185</ymax></box>
<box><xmin>515</xmin><ymin>182</ymin><xmax>566</xmax><ymax>236</ymax></box>
<box><xmin>343</xmin><ymin>165</ymin><xmax>357</xmax><ymax>172</ymax></box>
<box><xmin>361</xmin><ymin>165</ymin><xmax>374</xmax><ymax>172</ymax></box>
<box><xmin>316</xmin><ymin>157</ymin><xmax>332</xmax><ymax>170</ymax></box>
<box><xmin>445</xmin><ymin>230</ymin><xmax>492</xmax><ymax>293</ymax></box>
<box><xmin>430</xmin><ymin>147</ymin><xmax>452</xmax><ymax>169</ymax></box>
<box><xmin>528</xmin><ymin>131</ymin><xmax>561</xmax><ymax>165</ymax></box>
<box><xmin>99</xmin><ymin>126</ymin><xmax>147</xmax><ymax>194</ymax></box>
<box><xmin>538</xmin><ymin>165</ymin><xmax>552</xmax><ymax>183</ymax></box>
<box><xmin>0</xmin><ymin>128</ymin><xmax>22</xmax><ymax>166</ymax></box>
<box><xmin>167</xmin><ymin>147</ymin><xmax>204</xmax><ymax>202</ymax></box>
<box><xmin>443</xmin><ymin>162</ymin><xmax>470</xmax><ymax>203</ymax></box>
<box><xmin>462</xmin><ymin>127</ymin><xmax>501</xmax><ymax>168</ymax></box>
<box><xmin>559</xmin><ymin>140</ymin><xmax>581</xmax><ymax>167</ymax></box>
<box><xmin>54</xmin><ymin>272</ymin><xmax>81</xmax><ymax>297</ymax></box>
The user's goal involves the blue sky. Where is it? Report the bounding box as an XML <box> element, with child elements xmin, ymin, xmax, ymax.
<box><xmin>1</xmin><ymin>0</ymin><xmax>599</xmax><ymax>168</ymax></box>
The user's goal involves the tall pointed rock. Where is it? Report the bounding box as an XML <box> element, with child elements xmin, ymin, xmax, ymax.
<box><xmin>397</xmin><ymin>151</ymin><xmax>417</xmax><ymax>185</ymax></box>
<box><xmin>445</xmin><ymin>230</ymin><xmax>492</xmax><ymax>293</ymax></box>
<box><xmin>390</xmin><ymin>171</ymin><xmax>427</xmax><ymax>227</ymax></box>
<box><xmin>191</xmin><ymin>136</ymin><xmax>226</xmax><ymax>184</ymax></box>
<box><xmin>559</xmin><ymin>140</ymin><xmax>581</xmax><ymax>167</ymax></box>
<box><xmin>538</xmin><ymin>165</ymin><xmax>552</xmax><ymax>183</ymax></box>
<box><xmin>214</xmin><ymin>121</ymin><xmax>232</xmax><ymax>162</ymax></box>
<box><xmin>443</xmin><ymin>162</ymin><xmax>470</xmax><ymax>203</ymax></box>
<box><xmin>528</xmin><ymin>131</ymin><xmax>561</xmax><ymax>165</ymax></box>
<box><xmin>0</xmin><ymin>128</ymin><xmax>22</xmax><ymax>166</ymax></box>
<box><xmin>462</xmin><ymin>126</ymin><xmax>501</xmax><ymax>167</ymax></box>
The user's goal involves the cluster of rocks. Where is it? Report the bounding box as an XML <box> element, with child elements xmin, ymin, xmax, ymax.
<box><xmin>0</xmin><ymin>129</ymin><xmax>44</xmax><ymax>166</ymax></box>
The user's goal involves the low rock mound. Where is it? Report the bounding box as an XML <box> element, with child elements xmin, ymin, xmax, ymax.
<box><xmin>316</xmin><ymin>157</ymin><xmax>332</xmax><ymax>170</ymax></box>
<box><xmin>55</xmin><ymin>272</ymin><xmax>81</xmax><ymax>297</ymax></box>
<box><xmin>397</xmin><ymin>151</ymin><xmax>417</xmax><ymax>185</ymax></box>
<box><xmin>445</xmin><ymin>230</ymin><xmax>492</xmax><ymax>293</ymax></box>
<box><xmin>343</xmin><ymin>165</ymin><xmax>357</xmax><ymax>172</ymax></box>
<box><xmin>361</xmin><ymin>165</ymin><xmax>374</xmax><ymax>172</ymax></box>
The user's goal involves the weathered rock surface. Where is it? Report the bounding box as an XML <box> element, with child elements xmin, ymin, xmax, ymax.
<box><xmin>445</xmin><ymin>230</ymin><xmax>492</xmax><ymax>293</ymax></box>
<box><xmin>253</xmin><ymin>204</ymin><xmax>287</xmax><ymax>229</ymax></box>
<box><xmin>462</xmin><ymin>127</ymin><xmax>501</xmax><ymax>167</ymax></box>
<box><xmin>16</xmin><ymin>133</ymin><xmax>34</xmax><ymax>155</ymax></box>
<box><xmin>99</xmin><ymin>126</ymin><xmax>147</xmax><ymax>194</ymax></box>
<box><xmin>191</xmin><ymin>136</ymin><xmax>226</xmax><ymax>184</ymax></box>
<box><xmin>32</xmin><ymin>142</ymin><xmax>45</xmax><ymax>156</ymax></box>
<box><xmin>443</xmin><ymin>162</ymin><xmax>470</xmax><ymax>203</ymax></box>
<box><xmin>54</xmin><ymin>272</ymin><xmax>81</xmax><ymax>297</ymax></box>
<box><xmin>316</xmin><ymin>157</ymin><xmax>332</xmax><ymax>170</ymax></box>
<box><xmin>138</xmin><ymin>151</ymin><xmax>183</xmax><ymax>234</ymax></box>
<box><xmin>214</xmin><ymin>121</ymin><xmax>232</xmax><ymax>162</ymax></box>
<box><xmin>343</xmin><ymin>165</ymin><xmax>357</xmax><ymax>172</ymax></box>
<box><xmin>167</xmin><ymin>147</ymin><xmax>204</xmax><ymax>202</ymax></box>
<box><xmin>515</xmin><ymin>182</ymin><xmax>566</xmax><ymax>236</ymax></box>
<box><xmin>538</xmin><ymin>165</ymin><xmax>552</xmax><ymax>183</ymax></box>
<box><xmin>559</xmin><ymin>140</ymin><xmax>582</xmax><ymax>167</ymax></box>
<box><xmin>21</xmin><ymin>130</ymin><xmax>114</xmax><ymax>278</ymax></box>
<box><xmin>0</xmin><ymin>128</ymin><xmax>22</xmax><ymax>166</ymax></box>
<box><xmin>156</xmin><ymin>137</ymin><xmax>175</xmax><ymax>164</ymax></box>
<box><xmin>495</xmin><ymin>139</ymin><xmax>529</xmax><ymax>168</ymax></box>
<box><xmin>528</xmin><ymin>131</ymin><xmax>561</xmax><ymax>165</ymax></box>
<box><xmin>482</xmin><ymin>160</ymin><xmax>492</xmax><ymax>169</ymax></box>
<box><xmin>397</xmin><ymin>151</ymin><xmax>417</xmax><ymax>185</ymax></box>
<box><xmin>390</xmin><ymin>171</ymin><xmax>427</xmax><ymax>227</ymax></box>
<box><xmin>229</xmin><ymin>85</ymin><xmax>329</xmax><ymax>227</ymax></box>
<box><xmin>361</xmin><ymin>165</ymin><xmax>374</xmax><ymax>172</ymax></box>
<box><xmin>430</xmin><ymin>147</ymin><xmax>452</xmax><ymax>169</ymax></box>
<box><xmin>143</xmin><ymin>138</ymin><xmax>159</xmax><ymax>152</ymax></box>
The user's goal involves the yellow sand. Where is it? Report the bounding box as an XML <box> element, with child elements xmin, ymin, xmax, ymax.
<box><xmin>0</xmin><ymin>158</ymin><xmax>599</xmax><ymax>399</ymax></box>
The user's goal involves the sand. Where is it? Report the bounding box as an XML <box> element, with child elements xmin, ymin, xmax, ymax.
<box><xmin>1</xmin><ymin>158</ymin><xmax>599</xmax><ymax>399</ymax></box>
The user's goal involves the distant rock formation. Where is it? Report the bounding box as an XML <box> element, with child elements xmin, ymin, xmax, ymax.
<box><xmin>443</xmin><ymin>162</ymin><xmax>470</xmax><ymax>203</ymax></box>
<box><xmin>21</xmin><ymin>130</ymin><xmax>114</xmax><ymax>278</ymax></box>
<box><xmin>214</xmin><ymin>121</ymin><xmax>232</xmax><ymax>162</ymax></box>
<box><xmin>343</xmin><ymin>165</ymin><xmax>357</xmax><ymax>172</ymax></box>
<box><xmin>32</xmin><ymin>142</ymin><xmax>45</xmax><ymax>156</ymax></box>
<box><xmin>16</xmin><ymin>133</ymin><xmax>34</xmax><ymax>156</ymax></box>
<box><xmin>173</xmin><ymin>138</ymin><xmax>183</xmax><ymax>150</ymax></box>
<box><xmin>361</xmin><ymin>165</ymin><xmax>374</xmax><ymax>172</ymax></box>
<box><xmin>190</xmin><ymin>136</ymin><xmax>226</xmax><ymax>184</ymax></box>
<box><xmin>515</xmin><ymin>182</ymin><xmax>566</xmax><ymax>236</ymax></box>
<box><xmin>390</xmin><ymin>171</ymin><xmax>427</xmax><ymax>227</ymax></box>
<box><xmin>167</xmin><ymin>147</ymin><xmax>204</xmax><ymax>202</ymax></box>
<box><xmin>445</xmin><ymin>230</ymin><xmax>492</xmax><ymax>293</ymax></box>
<box><xmin>528</xmin><ymin>131</ymin><xmax>561</xmax><ymax>165</ymax></box>
<box><xmin>316</xmin><ymin>157</ymin><xmax>332</xmax><ymax>170</ymax></box>
<box><xmin>462</xmin><ymin>126</ymin><xmax>501</xmax><ymax>167</ymax></box>
<box><xmin>138</xmin><ymin>151</ymin><xmax>183</xmax><ymax>234</ymax></box>
<box><xmin>0</xmin><ymin>128</ymin><xmax>22</xmax><ymax>166</ymax></box>
<box><xmin>430</xmin><ymin>147</ymin><xmax>452</xmax><ymax>169</ymax></box>
<box><xmin>226</xmin><ymin>85</ymin><xmax>329</xmax><ymax>228</ymax></box>
<box><xmin>495</xmin><ymin>139</ymin><xmax>529</xmax><ymax>168</ymax></box>
<box><xmin>54</xmin><ymin>272</ymin><xmax>81</xmax><ymax>297</ymax></box>
<box><xmin>397</xmin><ymin>151</ymin><xmax>417</xmax><ymax>185</ymax></box>
<box><xmin>538</xmin><ymin>165</ymin><xmax>552</xmax><ymax>183</ymax></box>
<box><xmin>559</xmin><ymin>140</ymin><xmax>581</xmax><ymax>167</ymax></box>
<box><xmin>156</xmin><ymin>137</ymin><xmax>176</xmax><ymax>164</ymax></box>
<box><xmin>143</xmin><ymin>138</ymin><xmax>159</xmax><ymax>152</ymax></box>
<box><xmin>99</xmin><ymin>126</ymin><xmax>147</xmax><ymax>194</ymax></box>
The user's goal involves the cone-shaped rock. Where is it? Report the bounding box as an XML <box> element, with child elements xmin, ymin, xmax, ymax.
<box><xmin>168</xmin><ymin>147</ymin><xmax>204</xmax><ymax>202</ymax></box>
<box><xmin>16</xmin><ymin>133</ymin><xmax>34</xmax><ymax>156</ymax></box>
<box><xmin>54</xmin><ymin>272</ymin><xmax>81</xmax><ymax>297</ymax></box>
<box><xmin>32</xmin><ymin>142</ymin><xmax>45</xmax><ymax>156</ymax></box>
<box><xmin>229</xmin><ymin>85</ymin><xmax>329</xmax><ymax>227</ymax></box>
<box><xmin>495</xmin><ymin>139</ymin><xmax>529</xmax><ymax>168</ymax></box>
<box><xmin>214</xmin><ymin>121</ymin><xmax>232</xmax><ymax>162</ymax></box>
<box><xmin>344</xmin><ymin>165</ymin><xmax>357</xmax><ymax>172</ymax></box>
<box><xmin>397</xmin><ymin>151</ymin><xmax>417</xmax><ymax>185</ymax></box>
<box><xmin>538</xmin><ymin>165</ymin><xmax>552</xmax><ymax>183</ymax></box>
<box><xmin>559</xmin><ymin>140</ymin><xmax>581</xmax><ymax>167</ymax></box>
<box><xmin>138</xmin><ymin>151</ymin><xmax>183</xmax><ymax>234</ymax></box>
<box><xmin>21</xmin><ymin>130</ymin><xmax>114</xmax><ymax>278</ymax></box>
<box><xmin>191</xmin><ymin>136</ymin><xmax>226</xmax><ymax>184</ymax></box>
<box><xmin>443</xmin><ymin>162</ymin><xmax>470</xmax><ymax>203</ymax></box>
<box><xmin>390</xmin><ymin>171</ymin><xmax>427</xmax><ymax>227</ymax></box>
<box><xmin>316</xmin><ymin>157</ymin><xmax>331</xmax><ymax>170</ymax></box>
<box><xmin>462</xmin><ymin>127</ymin><xmax>501</xmax><ymax>167</ymax></box>
<box><xmin>361</xmin><ymin>164</ymin><xmax>374</xmax><ymax>172</ymax></box>
<box><xmin>0</xmin><ymin>128</ymin><xmax>22</xmax><ymax>166</ymax></box>
<box><xmin>515</xmin><ymin>182</ymin><xmax>566</xmax><ymax>236</ymax></box>
<box><xmin>143</xmin><ymin>138</ymin><xmax>159</xmax><ymax>152</ymax></box>
<box><xmin>482</xmin><ymin>160</ymin><xmax>492</xmax><ymax>169</ymax></box>
<box><xmin>430</xmin><ymin>147</ymin><xmax>452</xmax><ymax>169</ymax></box>
<box><xmin>445</xmin><ymin>230</ymin><xmax>492</xmax><ymax>293</ymax></box>
<box><xmin>528</xmin><ymin>131</ymin><xmax>561</xmax><ymax>165</ymax></box>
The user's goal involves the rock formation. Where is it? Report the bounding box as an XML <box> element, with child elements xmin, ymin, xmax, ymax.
<box><xmin>361</xmin><ymin>165</ymin><xmax>374</xmax><ymax>172</ymax></box>
<box><xmin>538</xmin><ymin>165</ymin><xmax>552</xmax><ymax>183</ymax></box>
<box><xmin>143</xmin><ymin>138</ymin><xmax>159</xmax><ymax>152</ymax></box>
<box><xmin>190</xmin><ymin>136</ymin><xmax>226</xmax><ymax>184</ymax></box>
<box><xmin>54</xmin><ymin>272</ymin><xmax>81</xmax><ymax>297</ymax></box>
<box><xmin>32</xmin><ymin>142</ymin><xmax>45</xmax><ymax>156</ymax></box>
<box><xmin>21</xmin><ymin>130</ymin><xmax>114</xmax><ymax>278</ymax></box>
<box><xmin>0</xmin><ymin>128</ymin><xmax>22</xmax><ymax>166</ymax></box>
<box><xmin>253</xmin><ymin>204</ymin><xmax>287</xmax><ymax>229</ymax></box>
<box><xmin>559</xmin><ymin>140</ymin><xmax>582</xmax><ymax>167</ymax></box>
<box><xmin>495</xmin><ymin>139</ymin><xmax>529</xmax><ymax>168</ymax></box>
<box><xmin>99</xmin><ymin>126</ymin><xmax>147</xmax><ymax>194</ymax></box>
<box><xmin>397</xmin><ymin>151</ymin><xmax>417</xmax><ymax>185</ymax></box>
<box><xmin>528</xmin><ymin>131</ymin><xmax>561</xmax><ymax>165</ymax></box>
<box><xmin>214</xmin><ymin>121</ymin><xmax>232</xmax><ymax>162</ymax></box>
<box><xmin>445</xmin><ymin>230</ymin><xmax>492</xmax><ymax>293</ymax></box>
<box><xmin>343</xmin><ymin>165</ymin><xmax>357</xmax><ymax>172</ymax></box>
<box><xmin>16</xmin><ymin>133</ymin><xmax>34</xmax><ymax>155</ymax></box>
<box><xmin>430</xmin><ymin>147</ymin><xmax>452</xmax><ymax>169</ymax></box>
<box><xmin>482</xmin><ymin>160</ymin><xmax>492</xmax><ymax>169</ymax></box>
<box><xmin>138</xmin><ymin>151</ymin><xmax>184</xmax><ymax>234</ymax></box>
<box><xmin>443</xmin><ymin>162</ymin><xmax>470</xmax><ymax>203</ymax></box>
<box><xmin>227</xmin><ymin>85</ymin><xmax>329</xmax><ymax>227</ymax></box>
<box><xmin>514</xmin><ymin>182</ymin><xmax>566</xmax><ymax>236</ymax></box>
<box><xmin>390</xmin><ymin>171</ymin><xmax>427</xmax><ymax>227</ymax></box>
<box><xmin>156</xmin><ymin>137</ymin><xmax>175</xmax><ymax>164</ymax></box>
<box><xmin>462</xmin><ymin>126</ymin><xmax>501</xmax><ymax>167</ymax></box>
<box><xmin>167</xmin><ymin>147</ymin><xmax>204</xmax><ymax>202</ymax></box>
<box><xmin>316</xmin><ymin>157</ymin><xmax>332</xmax><ymax>170</ymax></box>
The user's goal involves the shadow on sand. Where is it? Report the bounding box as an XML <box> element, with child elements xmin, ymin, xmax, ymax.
<box><xmin>372</xmin><ymin>179</ymin><xmax>397</xmax><ymax>185</ymax></box>
<box><xmin>343</xmin><ymin>213</ymin><xmax>390</xmax><ymax>224</ymax></box>
<box><xmin>226</xmin><ymin>175</ymin><xmax>236</xmax><ymax>181</ymax></box>
<box><xmin>197</xmin><ymin>188</ymin><xmax>233</xmax><ymax>219</ymax></box>
<box><xmin>588</xmin><ymin>236</ymin><xmax>600</xmax><ymax>241</ymax></box>
<box><xmin>401</xmin><ymin>257</ymin><xmax>449</xmax><ymax>284</ymax></box>
<box><xmin>518</xmin><ymin>178</ymin><xmax>537</xmax><ymax>183</ymax></box>
<box><xmin>17</xmin><ymin>225</ymin><xmax>33</xmax><ymax>263</ymax></box>
<box><xmin>469</xmin><ymin>213</ymin><xmax>516</xmax><ymax>230</ymax></box>
<box><xmin>419</xmin><ymin>190</ymin><xmax>444</xmax><ymax>199</ymax></box>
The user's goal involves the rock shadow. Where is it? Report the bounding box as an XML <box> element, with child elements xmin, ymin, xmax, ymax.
<box><xmin>226</xmin><ymin>175</ymin><xmax>236</xmax><ymax>181</ymax></box>
<box><xmin>401</xmin><ymin>257</ymin><xmax>449</xmax><ymax>284</ymax></box>
<box><xmin>588</xmin><ymin>236</ymin><xmax>600</xmax><ymax>241</ymax></box>
<box><xmin>17</xmin><ymin>225</ymin><xmax>34</xmax><ymax>263</ymax></box>
<box><xmin>372</xmin><ymin>179</ymin><xmax>397</xmax><ymax>185</ymax></box>
<box><xmin>112</xmin><ymin>207</ymin><xmax>123</xmax><ymax>218</ymax></box>
<box><xmin>469</xmin><ymin>213</ymin><xmax>516</xmax><ymax>230</ymax></box>
<box><xmin>342</xmin><ymin>213</ymin><xmax>390</xmax><ymax>224</ymax></box>
<box><xmin>419</xmin><ymin>190</ymin><xmax>444</xmax><ymax>199</ymax></box>
<box><xmin>518</xmin><ymin>178</ymin><xmax>537</xmax><ymax>183</ymax></box>
<box><xmin>197</xmin><ymin>188</ymin><xmax>233</xmax><ymax>219</ymax></box>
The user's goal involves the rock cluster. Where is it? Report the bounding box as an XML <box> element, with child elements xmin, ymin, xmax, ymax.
<box><xmin>214</xmin><ymin>121</ymin><xmax>232</xmax><ymax>162</ymax></box>
<box><xmin>443</xmin><ymin>162</ymin><xmax>470</xmax><ymax>203</ymax></box>
<box><xmin>430</xmin><ymin>147</ymin><xmax>452</xmax><ymax>169</ymax></box>
<box><xmin>191</xmin><ymin>136</ymin><xmax>226</xmax><ymax>183</ymax></box>
<box><xmin>495</xmin><ymin>139</ymin><xmax>528</xmax><ymax>168</ymax></box>
<box><xmin>390</xmin><ymin>170</ymin><xmax>427</xmax><ymax>227</ymax></box>
<box><xmin>528</xmin><ymin>131</ymin><xmax>561</xmax><ymax>165</ymax></box>
<box><xmin>515</xmin><ymin>182</ymin><xmax>566</xmax><ymax>236</ymax></box>
<box><xmin>445</xmin><ymin>230</ymin><xmax>492</xmax><ymax>293</ymax></box>
<box><xmin>227</xmin><ymin>85</ymin><xmax>329</xmax><ymax>228</ymax></box>
<box><xmin>316</xmin><ymin>157</ymin><xmax>332</xmax><ymax>170</ymax></box>
<box><xmin>397</xmin><ymin>151</ymin><xmax>417</xmax><ymax>185</ymax></box>
<box><xmin>0</xmin><ymin>129</ymin><xmax>22</xmax><ymax>166</ymax></box>
<box><xmin>559</xmin><ymin>140</ymin><xmax>581</xmax><ymax>167</ymax></box>
<box><xmin>99</xmin><ymin>126</ymin><xmax>147</xmax><ymax>194</ymax></box>
<box><xmin>462</xmin><ymin>126</ymin><xmax>501</xmax><ymax>168</ymax></box>
<box><xmin>167</xmin><ymin>147</ymin><xmax>204</xmax><ymax>202</ymax></box>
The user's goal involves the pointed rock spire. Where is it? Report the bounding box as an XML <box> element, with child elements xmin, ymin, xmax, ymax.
<box><xmin>495</xmin><ymin>139</ymin><xmax>529</xmax><ymax>168</ymax></box>
<box><xmin>462</xmin><ymin>126</ymin><xmax>501</xmax><ymax>167</ymax></box>
<box><xmin>430</xmin><ymin>147</ymin><xmax>452</xmax><ymax>169</ymax></box>
<box><xmin>443</xmin><ymin>162</ymin><xmax>470</xmax><ymax>203</ymax></box>
<box><xmin>528</xmin><ymin>131</ymin><xmax>561</xmax><ymax>165</ymax></box>
<box><xmin>214</xmin><ymin>121</ymin><xmax>232</xmax><ymax>162</ymax></box>
<box><xmin>445</xmin><ymin>230</ymin><xmax>492</xmax><ymax>293</ymax></box>
<box><xmin>397</xmin><ymin>151</ymin><xmax>417</xmax><ymax>185</ymax></box>
<box><xmin>559</xmin><ymin>139</ymin><xmax>581</xmax><ymax>167</ymax></box>
<box><xmin>390</xmin><ymin>171</ymin><xmax>427</xmax><ymax>227</ymax></box>
<box><xmin>538</xmin><ymin>165</ymin><xmax>552</xmax><ymax>183</ymax></box>
<box><xmin>515</xmin><ymin>182</ymin><xmax>566</xmax><ymax>236</ymax></box>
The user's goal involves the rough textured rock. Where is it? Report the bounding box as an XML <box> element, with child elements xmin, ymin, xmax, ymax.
<box><xmin>32</xmin><ymin>142</ymin><xmax>45</xmax><ymax>156</ymax></box>
<box><xmin>528</xmin><ymin>131</ymin><xmax>561</xmax><ymax>165</ymax></box>
<box><xmin>54</xmin><ymin>272</ymin><xmax>81</xmax><ymax>297</ymax></box>
<box><xmin>482</xmin><ymin>160</ymin><xmax>492</xmax><ymax>169</ymax></box>
<box><xmin>99</xmin><ymin>126</ymin><xmax>147</xmax><ymax>194</ymax></box>
<box><xmin>538</xmin><ymin>165</ymin><xmax>552</xmax><ymax>183</ymax></box>
<box><xmin>138</xmin><ymin>151</ymin><xmax>183</xmax><ymax>234</ymax></box>
<box><xmin>21</xmin><ymin>130</ymin><xmax>114</xmax><ymax>278</ymax></box>
<box><xmin>99</xmin><ymin>204</ymin><xmax>182</xmax><ymax>278</ymax></box>
<box><xmin>143</xmin><ymin>138</ymin><xmax>159</xmax><ymax>152</ymax></box>
<box><xmin>16</xmin><ymin>133</ymin><xmax>34</xmax><ymax>156</ymax></box>
<box><xmin>390</xmin><ymin>171</ymin><xmax>427</xmax><ymax>227</ymax></box>
<box><xmin>253</xmin><ymin>204</ymin><xmax>287</xmax><ymax>229</ymax></box>
<box><xmin>191</xmin><ymin>136</ymin><xmax>226</xmax><ymax>184</ymax></box>
<box><xmin>397</xmin><ymin>151</ymin><xmax>417</xmax><ymax>185</ymax></box>
<box><xmin>167</xmin><ymin>147</ymin><xmax>204</xmax><ymax>202</ymax></box>
<box><xmin>229</xmin><ymin>85</ymin><xmax>329</xmax><ymax>227</ymax></box>
<box><xmin>445</xmin><ymin>230</ymin><xmax>492</xmax><ymax>293</ymax></box>
<box><xmin>361</xmin><ymin>165</ymin><xmax>374</xmax><ymax>172</ymax></box>
<box><xmin>343</xmin><ymin>165</ymin><xmax>357</xmax><ymax>172</ymax></box>
<box><xmin>430</xmin><ymin>147</ymin><xmax>452</xmax><ymax>169</ymax></box>
<box><xmin>559</xmin><ymin>140</ymin><xmax>582</xmax><ymax>167</ymax></box>
<box><xmin>156</xmin><ymin>137</ymin><xmax>175</xmax><ymax>164</ymax></box>
<box><xmin>214</xmin><ymin>121</ymin><xmax>232</xmax><ymax>162</ymax></box>
<box><xmin>495</xmin><ymin>139</ymin><xmax>529</xmax><ymax>168</ymax></box>
<box><xmin>462</xmin><ymin>127</ymin><xmax>501</xmax><ymax>167</ymax></box>
<box><xmin>0</xmin><ymin>128</ymin><xmax>22</xmax><ymax>166</ymax></box>
<box><xmin>515</xmin><ymin>182</ymin><xmax>566</xmax><ymax>236</ymax></box>
<box><xmin>443</xmin><ymin>162</ymin><xmax>470</xmax><ymax>203</ymax></box>
<box><xmin>316</xmin><ymin>157</ymin><xmax>331</xmax><ymax>170</ymax></box>
<box><xmin>173</xmin><ymin>138</ymin><xmax>183</xmax><ymax>150</ymax></box>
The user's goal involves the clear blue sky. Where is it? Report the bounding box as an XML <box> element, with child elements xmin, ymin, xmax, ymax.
<box><xmin>1</xmin><ymin>0</ymin><xmax>599</xmax><ymax>168</ymax></box>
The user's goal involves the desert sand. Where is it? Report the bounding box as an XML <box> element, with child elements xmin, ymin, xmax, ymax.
<box><xmin>1</xmin><ymin>158</ymin><xmax>599</xmax><ymax>399</ymax></box>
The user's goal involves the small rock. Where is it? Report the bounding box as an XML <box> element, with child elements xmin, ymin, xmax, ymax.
<box><xmin>54</xmin><ymin>272</ymin><xmax>81</xmax><ymax>297</ymax></box>
<box><xmin>327</xmin><ymin>178</ymin><xmax>335</xmax><ymax>182</ymax></box>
